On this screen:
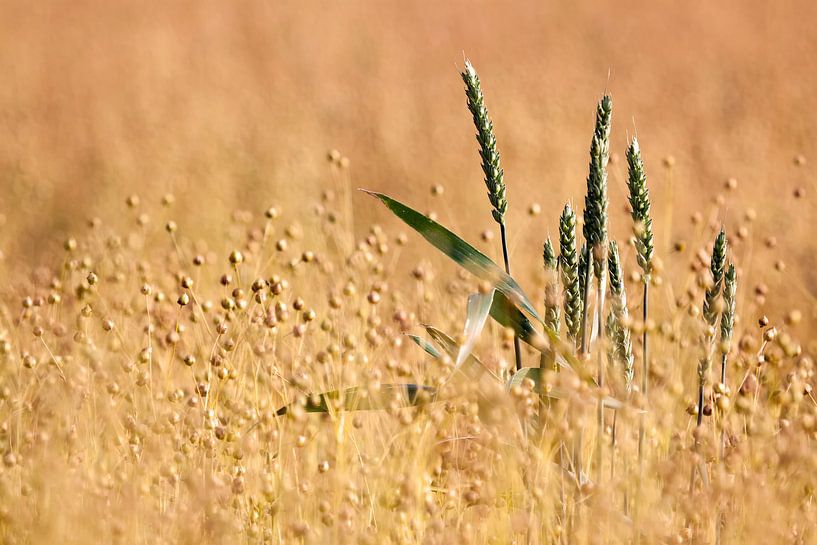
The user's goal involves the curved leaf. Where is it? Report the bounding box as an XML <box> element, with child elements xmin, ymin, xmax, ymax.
<box><xmin>457</xmin><ymin>289</ymin><xmax>495</xmax><ymax>366</ymax></box>
<box><xmin>362</xmin><ymin>190</ymin><xmax>543</xmax><ymax>323</ymax></box>
<box><xmin>363</xmin><ymin>191</ymin><xmax>597</xmax><ymax>385</ymax></box>
<box><xmin>276</xmin><ymin>384</ymin><xmax>436</xmax><ymax>416</ymax></box>
<box><xmin>490</xmin><ymin>290</ymin><xmax>549</xmax><ymax>349</ymax></box>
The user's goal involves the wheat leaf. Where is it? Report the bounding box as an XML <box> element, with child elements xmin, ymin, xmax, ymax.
<box><xmin>457</xmin><ymin>289</ymin><xmax>495</xmax><ymax>366</ymax></box>
<box><xmin>362</xmin><ymin>190</ymin><xmax>542</xmax><ymax>323</ymax></box>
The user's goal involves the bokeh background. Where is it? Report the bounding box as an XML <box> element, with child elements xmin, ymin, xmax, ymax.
<box><xmin>1</xmin><ymin>0</ymin><xmax>815</xmax><ymax>322</ymax></box>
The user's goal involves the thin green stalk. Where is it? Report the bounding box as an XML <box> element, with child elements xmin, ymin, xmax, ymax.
<box><xmin>637</xmin><ymin>281</ymin><xmax>649</xmax><ymax>480</ymax></box>
<box><xmin>500</xmin><ymin>223</ymin><xmax>522</xmax><ymax>371</ymax></box>
<box><xmin>583</xmin><ymin>95</ymin><xmax>612</xmax><ymax>481</ymax></box>
<box><xmin>698</xmin><ymin>230</ymin><xmax>728</xmax><ymax>426</ymax></box>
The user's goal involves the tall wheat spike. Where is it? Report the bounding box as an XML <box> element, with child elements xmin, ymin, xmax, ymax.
<box><xmin>581</xmin><ymin>95</ymin><xmax>613</xmax><ymax>356</ymax></box>
<box><xmin>627</xmin><ymin>136</ymin><xmax>655</xmax><ymax>491</ymax></box>
<box><xmin>716</xmin><ymin>262</ymin><xmax>737</xmax><ymax>543</ymax></box>
<box><xmin>583</xmin><ymin>95</ymin><xmax>612</xmax><ymax>481</ymax></box>
<box><xmin>461</xmin><ymin>59</ymin><xmax>521</xmax><ymax>371</ymax></box>
<box><xmin>607</xmin><ymin>240</ymin><xmax>635</xmax><ymax>514</ymax></box>
<box><xmin>718</xmin><ymin>263</ymin><xmax>737</xmax><ymax>451</ymax></box>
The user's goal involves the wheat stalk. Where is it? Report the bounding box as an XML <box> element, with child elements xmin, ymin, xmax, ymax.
<box><xmin>582</xmin><ymin>95</ymin><xmax>613</xmax><ymax>349</ymax></box>
<box><xmin>582</xmin><ymin>95</ymin><xmax>612</xmax><ymax>481</ymax></box>
<box><xmin>461</xmin><ymin>59</ymin><xmax>521</xmax><ymax>372</ymax></box>
<box><xmin>697</xmin><ymin>229</ymin><xmax>727</xmax><ymax>425</ymax></box>
<box><xmin>627</xmin><ymin>136</ymin><xmax>655</xmax><ymax>500</ymax></box>
<box><xmin>608</xmin><ymin>241</ymin><xmax>634</xmax><ymax>391</ymax></box>
<box><xmin>718</xmin><ymin>263</ymin><xmax>737</xmax><ymax>451</ymax></box>
<box><xmin>578</xmin><ymin>242</ymin><xmax>591</xmax><ymax>352</ymax></box>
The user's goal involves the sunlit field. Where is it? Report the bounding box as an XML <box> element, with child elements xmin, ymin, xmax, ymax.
<box><xmin>1</xmin><ymin>2</ymin><xmax>816</xmax><ymax>544</ymax></box>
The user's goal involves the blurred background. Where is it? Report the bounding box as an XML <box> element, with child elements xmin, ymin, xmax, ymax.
<box><xmin>0</xmin><ymin>0</ymin><xmax>815</xmax><ymax>321</ymax></box>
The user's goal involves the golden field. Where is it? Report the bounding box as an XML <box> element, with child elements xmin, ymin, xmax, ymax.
<box><xmin>0</xmin><ymin>1</ymin><xmax>816</xmax><ymax>543</ymax></box>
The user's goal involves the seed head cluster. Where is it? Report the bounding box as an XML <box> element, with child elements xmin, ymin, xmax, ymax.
<box><xmin>462</xmin><ymin>60</ymin><xmax>508</xmax><ymax>225</ymax></box>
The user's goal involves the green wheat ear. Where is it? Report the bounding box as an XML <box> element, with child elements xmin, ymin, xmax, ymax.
<box><xmin>608</xmin><ymin>241</ymin><xmax>634</xmax><ymax>391</ymax></box>
<box><xmin>698</xmin><ymin>229</ymin><xmax>728</xmax><ymax>421</ymax></box>
<box><xmin>462</xmin><ymin>58</ymin><xmax>521</xmax><ymax>371</ymax></box>
<box><xmin>583</xmin><ymin>94</ymin><xmax>613</xmax><ymax>276</ymax></box>
<box><xmin>720</xmin><ymin>263</ymin><xmax>737</xmax><ymax>350</ymax></box>
<box><xmin>461</xmin><ymin>59</ymin><xmax>507</xmax><ymax>225</ymax></box>
<box><xmin>626</xmin><ymin>137</ymin><xmax>654</xmax><ymax>276</ymax></box>
<box><xmin>703</xmin><ymin>229</ymin><xmax>728</xmax><ymax>328</ymax></box>
<box><xmin>543</xmin><ymin>237</ymin><xmax>561</xmax><ymax>336</ymax></box>
<box><xmin>559</xmin><ymin>204</ymin><xmax>582</xmax><ymax>343</ymax></box>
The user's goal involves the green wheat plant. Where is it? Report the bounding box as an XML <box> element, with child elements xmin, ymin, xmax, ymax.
<box><xmin>461</xmin><ymin>59</ymin><xmax>522</xmax><ymax>372</ymax></box>
<box><xmin>627</xmin><ymin>135</ymin><xmax>655</xmax><ymax>490</ymax></box>
<box><xmin>718</xmin><ymin>263</ymin><xmax>737</xmax><ymax>453</ymax></box>
<box><xmin>583</xmin><ymin>95</ymin><xmax>613</xmax><ymax>480</ymax></box>
<box><xmin>290</xmin><ymin>58</ymin><xmax>748</xmax><ymax>544</ymax></box>
<box><xmin>626</xmin><ymin>136</ymin><xmax>654</xmax><ymax>393</ymax></box>
<box><xmin>698</xmin><ymin>229</ymin><xmax>728</xmax><ymax>427</ymax></box>
<box><xmin>581</xmin><ymin>95</ymin><xmax>613</xmax><ymax>356</ymax></box>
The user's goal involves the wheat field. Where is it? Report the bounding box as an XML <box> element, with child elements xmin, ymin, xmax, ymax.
<box><xmin>0</xmin><ymin>1</ymin><xmax>816</xmax><ymax>544</ymax></box>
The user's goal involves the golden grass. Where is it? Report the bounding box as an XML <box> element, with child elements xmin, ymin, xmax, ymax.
<box><xmin>0</xmin><ymin>2</ymin><xmax>816</xmax><ymax>543</ymax></box>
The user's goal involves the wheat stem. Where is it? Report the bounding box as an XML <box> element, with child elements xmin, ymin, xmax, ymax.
<box><xmin>462</xmin><ymin>59</ymin><xmax>520</xmax><ymax>372</ymax></box>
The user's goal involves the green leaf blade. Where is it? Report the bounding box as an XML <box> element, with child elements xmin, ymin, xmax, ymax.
<box><xmin>363</xmin><ymin>190</ymin><xmax>542</xmax><ymax>323</ymax></box>
<box><xmin>457</xmin><ymin>289</ymin><xmax>495</xmax><ymax>366</ymax></box>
